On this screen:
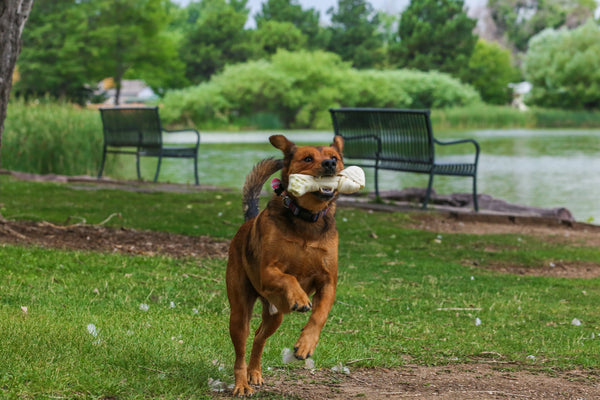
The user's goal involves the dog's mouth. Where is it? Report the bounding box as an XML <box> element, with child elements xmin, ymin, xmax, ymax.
<box><xmin>312</xmin><ymin>186</ymin><xmax>336</xmax><ymax>200</ymax></box>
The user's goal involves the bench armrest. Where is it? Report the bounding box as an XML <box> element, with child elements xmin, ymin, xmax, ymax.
<box><xmin>163</xmin><ymin>128</ymin><xmax>200</xmax><ymax>146</ymax></box>
<box><xmin>434</xmin><ymin>137</ymin><xmax>480</xmax><ymax>164</ymax></box>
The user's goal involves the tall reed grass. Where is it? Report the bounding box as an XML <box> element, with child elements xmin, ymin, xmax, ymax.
<box><xmin>2</xmin><ymin>99</ymin><xmax>105</xmax><ymax>176</ymax></box>
<box><xmin>433</xmin><ymin>104</ymin><xmax>600</xmax><ymax>131</ymax></box>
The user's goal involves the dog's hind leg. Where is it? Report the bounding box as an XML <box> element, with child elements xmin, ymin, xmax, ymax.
<box><xmin>247</xmin><ymin>298</ymin><xmax>283</xmax><ymax>386</ymax></box>
<box><xmin>228</xmin><ymin>277</ymin><xmax>258</xmax><ymax>397</ymax></box>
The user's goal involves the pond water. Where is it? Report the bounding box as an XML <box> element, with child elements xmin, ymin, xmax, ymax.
<box><xmin>117</xmin><ymin>129</ymin><xmax>600</xmax><ymax>223</ymax></box>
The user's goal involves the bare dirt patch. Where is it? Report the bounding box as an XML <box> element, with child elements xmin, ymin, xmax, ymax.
<box><xmin>256</xmin><ymin>363</ymin><xmax>600</xmax><ymax>400</ymax></box>
<box><xmin>0</xmin><ymin>219</ymin><xmax>229</xmax><ymax>258</ymax></box>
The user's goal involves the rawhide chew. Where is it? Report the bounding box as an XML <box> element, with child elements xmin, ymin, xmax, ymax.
<box><xmin>287</xmin><ymin>166</ymin><xmax>365</xmax><ymax>197</ymax></box>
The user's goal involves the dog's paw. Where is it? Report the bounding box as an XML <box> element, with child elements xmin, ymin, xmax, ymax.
<box><xmin>232</xmin><ymin>382</ymin><xmax>254</xmax><ymax>397</ymax></box>
<box><xmin>291</xmin><ymin>301</ymin><xmax>312</xmax><ymax>313</ymax></box>
<box><xmin>247</xmin><ymin>369</ymin><xmax>264</xmax><ymax>387</ymax></box>
<box><xmin>293</xmin><ymin>332</ymin><xmax>319</xmax><ymax>360</ymax></box>
<box><xmin>287</xmin><ymin>290</ymin><xmax>312</xmax><ymax>313</ymax></box>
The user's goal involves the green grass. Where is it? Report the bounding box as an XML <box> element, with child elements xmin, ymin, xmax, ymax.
<box><xmin>1</xmin><ymin>176</ymin><xmax>600</xmax><ymax>399</ymax></box>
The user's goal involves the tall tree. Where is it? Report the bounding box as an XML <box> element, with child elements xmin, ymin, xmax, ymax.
<box><xmin>88</xmin><ymin>0</ymin><xmax>178</xmax><ymax>105</ymax></box>
<box><xmin>488</xmin><ymin>0</ymin><xmax>597</xmax><ymax>52</ymax></box>
<box><xmin>326</xmin><ymin>0</ymin><xmax>384</xmax><ymax>69</ymax></box>
<box><xmin>391</xmin><ymin>0</ymin><xmax>477</xmax><ymax>79</ymax></box>
<box><xmin>16</xmin><ymin>0</ymin><xmax>183</xmax><ymax>104</ymax></box>
<box><xmin>180</xmin><ymin>0</ymin><xmax>250</xmax><ymax>84</ymax></box>
<box><xmin>255</xmin><ymin>0</ymin><xmax>323</xmax><ymax>48</ymax></box>
<box><xmin>251</xmin><ymin>20</ymin><xmax>308</xmax><ymax>57</ymax></box>
<box><xmin>0</xmin><ymin>0</ymin><xmax>34</xmax><ymax>151</ymax></box>
<box><xmin>15</xmin><ymin>0</ymin><xmax>96</xmax><ymax>103</ymax></box>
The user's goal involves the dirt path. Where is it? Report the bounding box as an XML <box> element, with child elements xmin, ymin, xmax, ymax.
<box><xmin>260</xmin><ymin>363</ymin><xmax>599</xmax><ymax>399</ymax></box>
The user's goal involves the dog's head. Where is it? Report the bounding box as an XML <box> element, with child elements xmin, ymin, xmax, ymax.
<box><xmin>270</xmin><ymin>134</ymin><xmax>344</xmax><ymax>212</ymax></box>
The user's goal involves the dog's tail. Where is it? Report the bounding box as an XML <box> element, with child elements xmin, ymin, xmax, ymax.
<box><xmin>242</xmin><ymin>157</ymin><xmax>284</xmax><ymax>221</ymax></box>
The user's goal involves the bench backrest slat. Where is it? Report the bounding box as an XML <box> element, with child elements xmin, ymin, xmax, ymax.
<box><xmin>329</xmin><ymin>108</ymin><xmax>434</xmax><ymax>164</ymax></box>
<box><xmin>100</xmin><ymin>107</ymin><xmax>163</xmax><ymax>148</ymax></box>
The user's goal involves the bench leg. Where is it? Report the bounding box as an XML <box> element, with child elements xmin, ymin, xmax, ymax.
<box><xmin>153</xmin><ymin>155</ymin><xmax>163</xmax><ymax>183</ymax></box>
<box><xmin>136</xmin><ymin>153</ymin><xmax>142</xmax><ymax>181</ymax></box>
<box><xmin>472</xmin><ymin>175</ymin><xmax>479</xmax><ymax>212</ymax></box>
<box><xmin>422</xmin><ymin>172</ymin><xmax>434</xmax><ymax>209</ymax></box>
<box><xmin>374</xmin><ymin>165</ymin><xmax>380</xmax><ymax>199</ymax></box>
<box><xmin>193</xmin><ymin>154</ymin><xmax>199</xmax><ymax>185</ymax></box>
<box><xmin>97</xmin><ymin>148</ymin><xmax>107</xmax><ymax>178</ymax></box>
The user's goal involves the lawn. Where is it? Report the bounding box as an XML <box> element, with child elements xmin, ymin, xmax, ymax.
<box><xmin>1</xmin><ymin>176</ymin><xmax>599</xmax><ymax>399</ymax></box>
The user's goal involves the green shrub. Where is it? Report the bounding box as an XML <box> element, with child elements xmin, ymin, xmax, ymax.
<box><xmin>465</xmin><ymin>39</ymin><xmax>519</xmax><ymax>105</ymax></box>
<box><xmin>161</xmin><ymin>50</ymin><xmax>482</xmax><ymax>129</ymax></box>
<box><xmin>524</xmin><ymin>19</ymin><xmax>600</xmax><ymax>110</ymax></box>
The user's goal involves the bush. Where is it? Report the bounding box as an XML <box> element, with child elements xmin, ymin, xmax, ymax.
<box><xmin>524</xmin><ymin>19</ymin><xmax>600</xmax><ymax>110</ymax></box>
<box><xmin>161</xmin><ymin>50</ymin><xmax>481</xmax><ymax>129</ymax></box>
<box><xmin>465</xmin><ymin>39</ymin><xmax>519</xmax><ymax>105</ymax></box>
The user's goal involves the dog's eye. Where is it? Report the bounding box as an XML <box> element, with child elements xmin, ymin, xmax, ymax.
<box><xmin>331</xmin><ymin>156</ymin><xmax>338</xmax><ymax>162</ymax></box>
<box><xmin>303</xmin><ymin>156</ymin><xmax>313</xmax><ymax>162</ymax></box>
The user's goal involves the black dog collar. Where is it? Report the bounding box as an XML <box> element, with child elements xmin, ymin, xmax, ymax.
<box><xmin>272</xmin><ymin>178</ymin><xmax>328</xmax><ymax>223</ymax></box>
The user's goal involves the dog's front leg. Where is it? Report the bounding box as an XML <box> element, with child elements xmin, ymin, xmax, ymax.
<box><xmin>260</xmin><ymin>263</ymin><xmax>313</xmax><ymax>313</ymax></box>
<box><xmin>294</xmin><ymin>278</ymin><xmax>337</xmax><ymax>360</ymax></box>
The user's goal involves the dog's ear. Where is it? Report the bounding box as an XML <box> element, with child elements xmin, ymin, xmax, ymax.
<box><xmin>270</xmin><ymin>135</ymin><xmax>296</xmax><ymax>156</ymax></box>
<box><xmin>331</xmin><ymin>135</ymin><xmax>344</xmax><ymax>155</ymax></box>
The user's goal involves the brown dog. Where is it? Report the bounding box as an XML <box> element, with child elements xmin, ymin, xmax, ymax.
<box><xmin>226</xmin><ymin>134</ymin><xmax>344</xmax><ymax>396</ymax></box>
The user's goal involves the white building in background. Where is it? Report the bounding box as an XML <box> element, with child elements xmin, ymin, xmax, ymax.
<box><xmin>95</xmin><ymin>78</ymin><xmax>157</xmax><ymax>105</ymax></box>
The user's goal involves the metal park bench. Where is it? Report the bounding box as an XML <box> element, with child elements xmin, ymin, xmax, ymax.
<box><xmin>329</xmin><ymin>107</ymin><xmax>480</xmax><ymax>211</ymax></box>
<box><xmin>98</xmin><ymin>106</ymin><xmax>200</xmax><ymax>185</ymax></box>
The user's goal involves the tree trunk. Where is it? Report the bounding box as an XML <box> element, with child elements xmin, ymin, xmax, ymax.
<box><xmin>0</xmin><ymin>0</ymin><xmax>34</xmax><ymax>167</ymax></box>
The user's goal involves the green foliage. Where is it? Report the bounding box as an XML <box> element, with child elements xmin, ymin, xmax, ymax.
<box><xmin>15</xmin><ymin>0</ymin><xmax>98</xmax><ymax>104</ymax></box>
<box><xmin>465</xmin><ymin>39</ymin><xmax>519</xmax><ymax>105</ymax></box>
<box><xmin>89</xmin><ymin>0</ymin><xmax>186</xmax><ymax>104</ymax></box>
<box><xmin>255</xmin><ymin>0</ymin><xmax>324</xmax><ymax>49</ymax></box>
<box><xmin>250</xmin><ymin>20</ymin><xmax>308</xmax><ymax>57</ymax></box>
<box><xmin>161</xmin><ymin>50</ymin><xmax>481</xmax><ymax>129</ymax></box>
<box><xmin>488</xmin><ymin>0</ymin><xmax>597</xmax><ymax>52</ymax></box>
<box><xmin>179</xmin><ymin>0</ymin><xmax>251</xmax><ymax>84</ymax></box>
<box><xmin>380</xmin><ymin>70</ymin><xmax>481</xmax><ymax>109</ymax></box>
<box><xmin>1</xmin><ymin>100</ymin><xmax>105</xmax><ymax>176</ymax></box>
<box><xmin>325</xmin><ymin>0</ymin><xmax>385</xmax><ymax>69</ymax></box>
<box><xmin>392</xmin><ymin>0</ymin><xmax>477</xmax><ymax>79</ymax></box>
<box><xmin>16</xmin><ymin>0</ymin><xmax>184</xmax><ymax>104</ymax></box>
<box><xmin>524</xmin><ymin>19</ymin><xmax>600</xmax><ymax>110</ymax></box>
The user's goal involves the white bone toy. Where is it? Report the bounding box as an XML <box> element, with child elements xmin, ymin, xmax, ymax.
<box><xmin>287</xmin><ymin>166</ymin><xmax>365</xmax><ymax>197</ymax></box>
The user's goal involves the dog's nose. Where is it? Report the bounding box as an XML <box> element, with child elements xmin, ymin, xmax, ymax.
<box><xmin>322</xmin><ymin>159</ymin><xmax>337</xmax><ymax>175</ymax></box>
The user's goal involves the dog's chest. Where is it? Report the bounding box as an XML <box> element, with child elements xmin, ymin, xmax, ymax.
<box><xmin>278</xmin><ymin>236</ymin><xmax>336</xmax><ymax>274</ymax></box>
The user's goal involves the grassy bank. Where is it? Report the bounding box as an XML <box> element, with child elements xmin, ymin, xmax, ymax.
<box><xmin>1</xmin><ymin>176</ymin><xmax>599</xmax><ymax>399</ymax></box>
